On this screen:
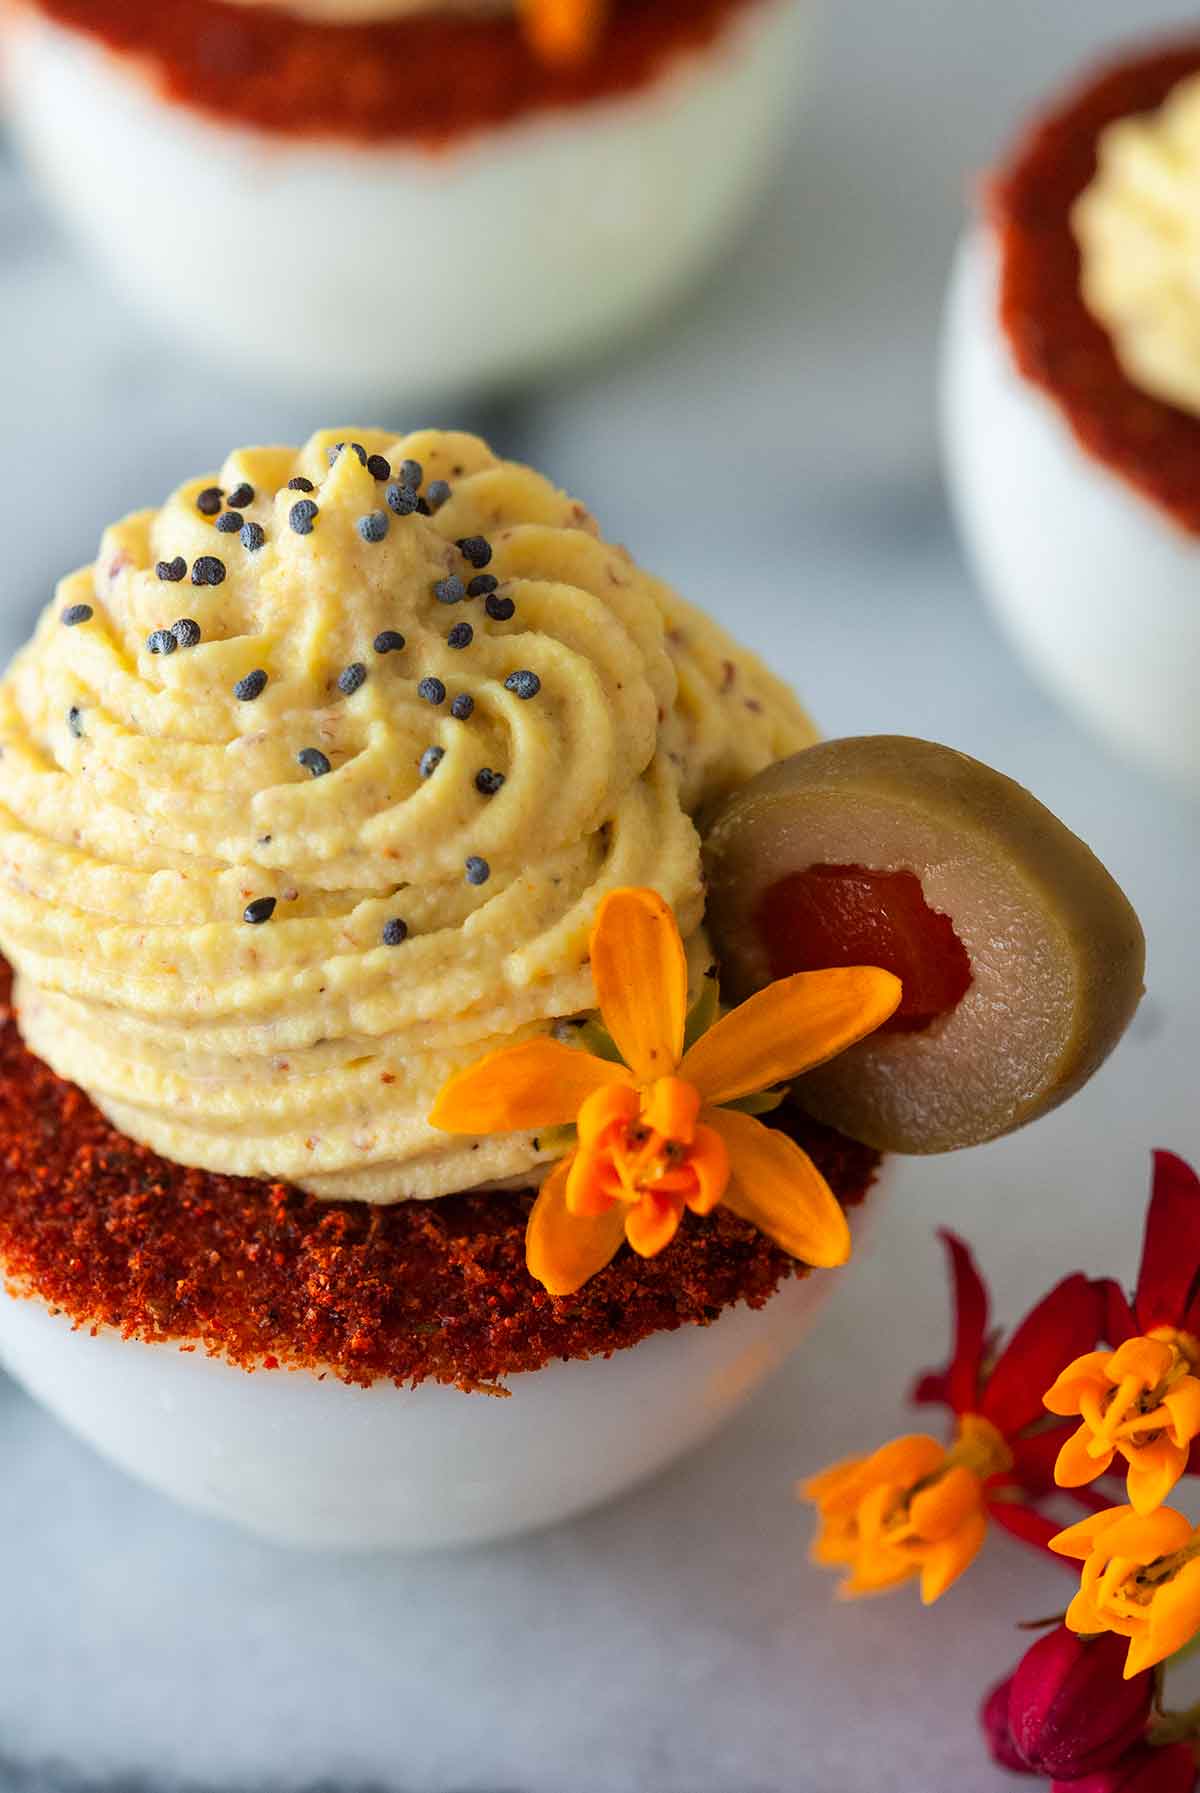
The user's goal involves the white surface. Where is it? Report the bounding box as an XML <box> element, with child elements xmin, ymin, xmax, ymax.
<box><xmin>2</xmin><ymin>0</ymin><xmax>808</xmax><ymax>398</ymax></box>
<box><xmin>0</xmin><ymin>0</ymin><xmax>1198</xmax><ymax>1787</ymax></box>
<box><xmin>0</xmin><ymin>1247</ymin><xmax>844</xmax><ymax>1551</ymax></box>
<box><xmin>943</xmin><ymin>226</ymin><xmax>1200</xmax><ymax>782</ymax></box>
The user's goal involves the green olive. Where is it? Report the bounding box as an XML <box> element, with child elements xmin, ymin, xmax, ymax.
<box><xmin>701</xmin><ymin>736</ymin><xmax>1145</xmax><ymax>1154</ymax></box>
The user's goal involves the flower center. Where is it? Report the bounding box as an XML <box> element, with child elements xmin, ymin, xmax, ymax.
<box><xmin>570</xmin><ymin>1077</ymin><xmax>730</xmax><ymax>1224</ymax></box>
<box><xmin>610</xmin><ymin>1078</ymin><xmax>703</xmax><ymax>1205</ymax></box>
<box><xmin>953</xmin><ymin>1414</ymin><xmax>1014</xmax><ymax>1482</ymax></box>
<box><xmin>1092</xmin><ymin>1335</ymin><xmax>1197</xmax><ymax>1451</ymax></box>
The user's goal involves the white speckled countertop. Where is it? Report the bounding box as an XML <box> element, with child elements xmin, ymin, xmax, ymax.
<box><xmin>1</xmin><ymin>1</ymin><xmax>1198</xmax><ymax>1788</ymax></box>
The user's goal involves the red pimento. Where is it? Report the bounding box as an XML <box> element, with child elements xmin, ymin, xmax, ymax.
<box><xmin>756</xmin><ymin>864</ymin><xmax>972</xmax><ymax>1034</ymax></box>
<box><xmin>992</xmin><ymin>37</ymin><xmax>1200</xmax><ymax>536</ymax></box>
<box><xmin>25</xmin><ymin>0</ymin><xmax>766</xmax><ymax>151</ymax></box>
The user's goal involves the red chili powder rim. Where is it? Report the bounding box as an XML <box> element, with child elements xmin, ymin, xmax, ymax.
<box><xmin>990</xmin><ymin>37</ymin><xmax>1200</xmax><ymax>537</ymax></box>
<box><xmin>23</xmin><ymin>0</ymin><xmax>768</xmax><ymax>151</ymax></box>
<box><xmin>0</xmin><ymin>963</ymin><xmax>879</xmax><ymax>1391</ymax></box>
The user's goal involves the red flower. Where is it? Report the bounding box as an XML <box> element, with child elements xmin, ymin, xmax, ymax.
<box><xmin>980</xmin><ymin>1676</ymin><xmax>1035</xmax><ymax>1776</ymax></box>
<box><xmin>1052</xmin><ymin>1742</ymin><xmax>1198</xmax><ymax>1793</ymax></box>
<box><xmin>1101</xmin><ymin>1153</ymin><xmax>1200</xmax><ymax>1345</ymax></box>
<box><xmin>913</xmin><ymin>1231</ymin><xmax>1108</xmax><ymax>1549</ymax></box>
<box><xmin>1091</xmin><ymin>1153</ymin><xmax>1200</xmax><ymax>1485</ymax></box>
<box><xmin>1007</xmin><ymin>1627</ymin><xmax>1153</xmax><ymax>1779</ymax></box>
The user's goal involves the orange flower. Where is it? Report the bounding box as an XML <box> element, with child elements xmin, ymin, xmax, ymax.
<box><xmin>1050</xmin><ymin>1505</ymin><xmax>1200</xmax><ymax>1678</ymax></box>
<box><xmin>1045</xmin><ymin>1331</ymin><xmax>1200</xmax><ymax>1515</ymax></box>
<box><xmin>429</xmin><ymin>886</ymin><xmax>901</xmax><ymax>1296</ymax></box>
<box><xmin>519</xmin><ymin>0</ymin><xmax>607</xmax><ymax>63</ymax></box>
<box><xmin>802</xmin><ymin>1415</ymin><xmax>1012</xmax><ymax>1604</ymax></box>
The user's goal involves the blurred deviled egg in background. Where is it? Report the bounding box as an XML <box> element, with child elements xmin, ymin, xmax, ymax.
<box><xmin>942</xmin><ymin>36</ymin><xmax>1200</xmax><ymax>785</ymax></box>
<box><xmin>0</xmin><ymin>0</ymin><xmax>811</xmax><ymax>397</ymax></box>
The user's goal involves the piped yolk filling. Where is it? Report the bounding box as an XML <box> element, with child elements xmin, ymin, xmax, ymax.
<box><xmin>755</xmin><ymin>864</ymin><xmax>972</xmax><ymax>1035</ymax></box>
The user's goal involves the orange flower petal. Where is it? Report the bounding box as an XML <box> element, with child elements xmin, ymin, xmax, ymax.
<box><xmin>1125</xmin><ymin>1440</ymin><xmax>1188</xmax><ymax>1516</ymax></box>
<box><xmin>1163</xmin><ymin>1376</ymin><xmax>1200</xmax><ymax>1447</ymax></box>
<box><xmin>1049</xmin><ymin>1505</ymin><xmax>1137</xmax><ymax>1561</ymax></box>
<box><xmin>706</xmin><ymin>1106</ymin><xmax>851</xmax><ymax>1267</ymax></box>
<box><xmin>679</xmin><ymin>967</ymin><xmax>902</xmax><ymax>1106</ymax></box>
<box><xmin>1144</xmin><ymin>1558</ymin><xmax>1200</xmax><ymax>1671</ymax></box>
<box><xmin>525</xmin><ymin>1155</ymin><xmax>627</xmax><ymax>1296</ymax></box>
<box><xmin>909</xmin><ymin>1465</ymin><xmax>981</xmax><ymax>1543</ymax></box>
<box><xmin>429</xmin><ymin>1037</ymin><xmax>630</xmax><ymax>1134</ymax></box>
<box><xmin>565</xmin><ymin>1142</ymin><xmax>619</xmax><ymax>1217</ymax></box>
<box><xmin>641</xmin><ymin>1076</ymin><xmax>701</xmax><ymax>1144</ymax></box>
<box><xmin>686</xmin><ymin>1122</ymin><xmax>731</xmax><ymax>1215</ymax></box>
<box><xmin>576</xmin><ymin>1081</ymin><xmax>640</xmax><ymax>1151</ymax></box>
<box><xmin>1054</xmin><ymin>1424</ymin><xmax>1114</xmax><ymax>1489</ymax></box>
<box><xmin>1044</xmin><ymin>1352</ymin><xmax>1115</xmax><ymax>1417</ymax></box>
<box><xmin>589</xmin><ymin>888</ymin><xmax>689</xmax><ymax>1083</ymax></box>
<box><xmin>1052</xmin><ymin>1504</ymin><xmax>1193</xmax><ymax>1563</ymax></box>
<box><xmin>1108</xmin><ymin>1336</ymin><xmax>1177</xmax><ymax>1385</ymax></box>
<box><xmin>624</xmin><ymin>1192</ymin><xmax>683</xmax><ymax>1258</ymax></box>
<box><xmin>920</xmin><ymin>1508</ymin><xmax>988</xmax><ymax>1605</ymax></box>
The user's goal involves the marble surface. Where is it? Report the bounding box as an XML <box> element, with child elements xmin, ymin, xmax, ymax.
<box><xmin>1</xmin><ymin>0</ymin><xmax>1199</xmax><ymax>1788</ymax></box>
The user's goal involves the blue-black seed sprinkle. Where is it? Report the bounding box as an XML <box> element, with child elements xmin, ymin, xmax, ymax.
<box><xmin>419</xmin><ymin>745</ymin><xmax>445</xmax><ymax>779</ymax></box>
<box><xmin>61</xmin><ymin>603</ymin><xmax>93</xmax><ymax>626</ymax></box>
<box><xmin>288</xmin><ymin>476</ymin><xmax>315</xmax><ymax>492</ymax></box>
<box><xmin>146</xmin><ymin>628</ymin><xmax>176</xmax><ymax>656</ymax></box>
<box><xmin>450</xmin><ymin>693</ymin><xmax>474</xmax><ymax>720</ymax></box>
<box><xmin>196</xmin><ymin>486</ymin><xmax>223</xmax><ymax>516</ymax></box>
<box><xmin>447</xmin><ymin>622</ymin><xmax>473</xmax><ymax>649</ymax></box>
<box><xmin>234</xmin><ymin>669</ymin><xmax>269</xmax><ymax>702</ymax></box>
<box><xmin>216</xmin><ymin>511</ymin><xmax>243</xmax><ymax>534</ymax></box>
<box><xmin>505</xmin><ymin>670</ymin><xmax>541</xmax><ymax>699</ymax></box>
<box><xmin>367</xmin><ymin>454</ymin><xmax>391</xmax><ymax>482</ymax></box>
<box><xmin>373</xmin><ymin>630</ymin><xmax>406</xmax><ymax>654</ymax></box>
<box><xmin>244</xmin><ymin>896</ymin><xmax>276</xmax><ymax>925</ymax></box>
<box><xmin>382</xmin><ymin>917</ymin><xmax>408</xmax><ymax>946</ymax></box>
<box><xmin>467</xmin><ymin>574</ymin><xmax>498</xmax><ymax>598</ymax></box>
<box><xmin>227</xmin><ymin>482</ymin><xmax>255</xmax><ymax>509</ymax></box>
<box><xmin>358</xmin><ymin>511</ymin><xmax>389</xmax><ymax>544</ymax></box>
<box><xmin>338</xmin><ymin>662</ymin><xmax>367</xmax><ymax>696</ymax></box>
<box><xmin>171</xmin><ymin>618</ymin><xmax>202</xmax><ymax>648</ymax></box>
<box><xmin>418</xmin><ymin>676</ymin><xmax>446</xmax><ymax>706</ymax></box>
<box><xmin>475</xmin><ymin>768</ymin><xmax>505</xmax><ymax>796</ymax></box>
<box><xmin>290</xmin><ymin>499</ymin><xmax>319</xmax><ymax>535</ymax></box>
<box><xmin>427</xmin><ymin>479</ymin><xmax>451</xmax><ymax>510</ymax></box>
<box><xmin>456</xmin><ymin>536</ymin><xmax>492</xmax><ymax>569</ymax></box>
<box><xmin>485</xmin><ymin>595</ymin><xmax>516</xmax><ymax>622</ymax></box>
<box><xmin>156</xmin><ymin>556</ymin><xmax>187</xmax><ymax>583</ymax></box>
<box><xmin>297</xmin><ymin>747</ymin><xmax>332</xmax><ymax>777</ymax></box>
<box><xmin>465</xmin><ymin>856</ymin><xmax>490</xmax><ymax>886</ymax></box>
<box><xmin>191</xmin><ymin>556</ymin><xmax>226</xmax><ymax>586</ymax></box>
<box><xmin>329</xmin><ymin>441</ymin><xmax>367</xmax><ymax>467</ymax></box>
<box><xmin>240</xmin><ymin>521</ymin><xmax>266</xmax><ymax>553</ymax></box>
<box><xmin>434</xmin><ymin>576</ymin><xmax>465</xmax><ymax>605</ymax></box>
<box><xmin>399</xmin><ymin>459</ymin><xmax>422</xmax><ymax>489</ymax></box>
<box><xmin>385</xmin><ymin>482</ymin><xmax>417</xmax><ymax>517</ymax></box>
<box><xmin>67</xmin><ymin>706</ymin><xmax>84</xmax><ymax>739</ymax></box>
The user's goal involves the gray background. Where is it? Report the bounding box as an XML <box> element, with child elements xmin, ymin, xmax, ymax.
<box><xmin>2</xmin><ymin>1</ymin><xmax>1199</xmax><ymax>1788</ymax></box>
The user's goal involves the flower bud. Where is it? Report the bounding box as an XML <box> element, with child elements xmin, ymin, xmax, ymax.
<box><xmin>1008</xmin><ymin>1626</ymin><xmax>1153</xmax><ymax>1778</ymax></box>
<box><xmin>979</xmin><ymin>1676</ymin><xmax>1035</xmax><ymax>1775</ymax></box>
<box><xmin>1052</xmin><ymin>1741</ymin><xmax>1198</xmax><ymax>1793</ymax></box>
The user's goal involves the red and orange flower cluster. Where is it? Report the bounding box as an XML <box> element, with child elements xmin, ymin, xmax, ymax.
<box><xmin>803</xmin><ymin>1151</ymin><xmax>1200</xmax><ymax>1787</ymax></box>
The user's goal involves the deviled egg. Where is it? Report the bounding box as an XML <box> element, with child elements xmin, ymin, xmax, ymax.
<box><xmin>1</xmin><ymin>0</ymin><xmax>810</xmax><ymax>395</ymax></box>
<box><xmin>0</xmin><ymin>429</ymin><xmax>1143</xmax><ymax>1549</ymax></box>
<box><xmin>942</xmin><ymin>38</ymin><xmax>1200</xmax><ymax>783</ymax></box>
